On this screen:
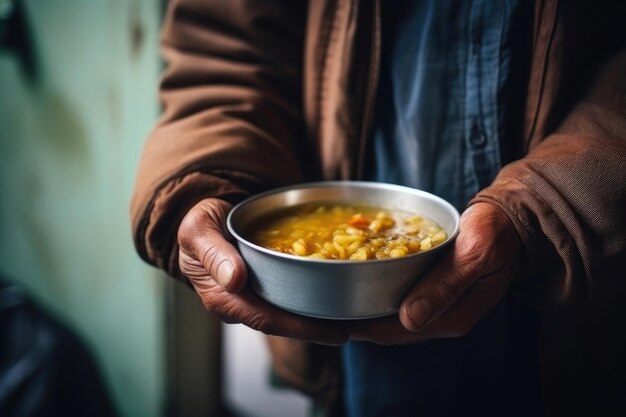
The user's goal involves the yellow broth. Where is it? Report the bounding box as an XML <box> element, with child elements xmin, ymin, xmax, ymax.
<box><xmin>247</xmin><ymin>203</ymin><xmax>447</xmax><ymax>260</ymax></box>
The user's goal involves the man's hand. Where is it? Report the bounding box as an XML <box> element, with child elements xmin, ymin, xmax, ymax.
<box><xmin>177</xmin><ymin>198</ymin><xmax>348</xmax><ymax>345</ymax></box>
<box><xmin>348</xmin><ymin>202</ymin><xmax>521</xmax><ymax>344</ymax></box>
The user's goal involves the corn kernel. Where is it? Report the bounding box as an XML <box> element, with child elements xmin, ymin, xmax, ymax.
<box><xmin>350</xmin><ymin>248</ymin><xmax>369</xmax><ymax>260</ymax></box>
<box><xmin>405</xmin><ymin>215</ymin><xmax>423</xmax><ymax>225</ymax></box>
<box><xmin>333</xmin><ymin>234</ymin><xmax>363</xmax><ymax>245</ymax></box>
<box><xmin>369</xmin><ymin>220</ymin><xmax>382</xmax><ymax>233</ymax></box>
<box><xmin>431</xmin><ymin>230</ymin><xmax>447</xmax><ymax>244</ymax></box>
<box><xmin>345</xmin><ymin>226</ymin><xmax>363</xmax><ymax>236</ymax></box>
<box><xmin>408</xmin><ymin>239</ymin><xmax>421</xmax><ymax>251</ymax></box>
<box><xmin>292</xmin><ymin>239</ymin><xmax>308</xmax><ymax>256</ymax></box>
<box><xmin>347</xmin><ymin>240</ymin><xmax>362</xmax><ymax>255</ymax></box>
<box><xmin>333</xmin><ymin>242</ymin><xmax>346</xmax><ymax>259</ymax></box>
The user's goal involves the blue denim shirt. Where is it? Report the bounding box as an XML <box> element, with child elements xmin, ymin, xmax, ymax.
<box><xmin>346</xmin><ymin>2</ymin><xmax>541</xmax><ymax>416</ymax></box>
<box><xmin>365</xmin><ymin>0</ymin><xmax>530</xmax><ymax>211</ymax></box>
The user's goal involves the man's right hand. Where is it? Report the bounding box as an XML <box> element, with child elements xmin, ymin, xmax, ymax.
<box><xmin>177</xmin><ymin>198</ymin><xmax>348</xmax><ymax>345</ymax></box>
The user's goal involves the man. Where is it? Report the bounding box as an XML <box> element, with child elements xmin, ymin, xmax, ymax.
<box><xmin>131</xmin><ymin>1</ymin><xmax>626</xmax><ymax>415</ymax></box>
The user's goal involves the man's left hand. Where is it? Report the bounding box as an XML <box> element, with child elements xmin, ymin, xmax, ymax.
<box><xmin>348</xmin><ymin>202</ymin><xmax>521</xmax><ymax>344</ymax></box>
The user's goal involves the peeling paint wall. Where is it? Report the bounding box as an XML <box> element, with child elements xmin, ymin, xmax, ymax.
<box><xmin>0</xmin><ymin>1</ymin><xmax>165</xmax><ymax>416</ymax></box>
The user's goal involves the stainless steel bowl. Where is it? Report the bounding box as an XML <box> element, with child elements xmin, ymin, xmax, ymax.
<box><xmin>227</xmin><ymin>181</ymin><xmax>460</xmax><ymax>320</ymax></box>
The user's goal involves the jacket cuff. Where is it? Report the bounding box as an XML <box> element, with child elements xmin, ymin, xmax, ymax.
<box><xmin>132</xmin><ymin>171</ymin><xmax>252</xmax><ymax>278</ymax></box>
<box><xmin>469</xmin><ymin>178</ymin><xmax>574</xmax><ymax>310</ymax></box>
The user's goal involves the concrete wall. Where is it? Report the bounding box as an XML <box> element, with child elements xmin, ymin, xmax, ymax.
<box><xmin>0</xmin><ymin>1</ymin><xmax>165</xmax><ymax>416</ymax></box>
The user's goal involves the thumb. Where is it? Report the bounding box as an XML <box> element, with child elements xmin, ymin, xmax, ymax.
<box><xmin>398</xmin><ymin>252</ymin><xmax>478</xmax><ymax>332</ymax></box>
<box><xmin>178</xmin><ymin>198</ymin><xmax>247</xmax><ymax>293</ymax></box>
<box><xmin>398</xmin><ymin>206</ymin><xmax>483</xmax><ymax>332</ymax></box>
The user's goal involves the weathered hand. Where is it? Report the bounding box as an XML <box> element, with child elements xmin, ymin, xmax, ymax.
<box><xmin>348</xmin><ymin>202</ymin><xmax>521</xmax><ymax>345</ymax></box>
<box><xmin>177</xmin><ymin>198</ymin><xmax>348</xmax><ymax>344</ymax></box>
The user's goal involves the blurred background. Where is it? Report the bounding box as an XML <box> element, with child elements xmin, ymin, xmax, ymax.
<box><xmin>0</xmin><ymin>1</ymin><xmax>309</xmax><ymax>416</ymax></box>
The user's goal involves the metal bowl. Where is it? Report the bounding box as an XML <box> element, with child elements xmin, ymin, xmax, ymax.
<box><xmin>227</xmin><ymin>181</ymin><xmax>460</xmax><ymax>320</ymax></box>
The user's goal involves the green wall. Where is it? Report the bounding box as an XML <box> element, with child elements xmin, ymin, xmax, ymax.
<box><xmin>0</xmin><ymin>1</ymin><xmax>165</xmax><ymax>416</ymax></box>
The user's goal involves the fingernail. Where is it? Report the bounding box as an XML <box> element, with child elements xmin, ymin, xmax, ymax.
<box><xmin>407</xmin><ymin>299</ymin><xmax>431</xmax><ymax>331</ymax></box>
<box><xmin>216</xmin><ymin>261</ymin><xmax>234</xmax><ymax>289</ymax></box>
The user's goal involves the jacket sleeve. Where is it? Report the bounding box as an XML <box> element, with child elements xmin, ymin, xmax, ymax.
<box><xmin>470</xmin><ymin>51</ymin><xmax>626</xmax><ymax>310</ymax></box>
<box><xmin>130</xmin><ymin>0</ymin><xmax>307</xmax><ymax>275</ymax></box>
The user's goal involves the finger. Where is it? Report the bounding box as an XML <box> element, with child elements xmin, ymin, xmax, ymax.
<box><xmin>178</xmin><ymin>198</ymin><xmax>247</xmax><ymax>293</ymax></box>
<box><xmin>398</xmin><ymin>251</ymin><xmax>478</xmax><ymax>332</ymax></box>
<box><xmin>350</xmin><ymin>294</ymin><xmax>480</xmax><ymax>345</ymax></box>
<box><xmin>399</xmin><ymin>202</ymin><xmax>520</xmax><ymax>332</ymax></box>
<box><xmin>405</xmin><ymin>274</ymin><xmax>509</xmax><ymax>339</ymax></box>
<box><xmin>398</xmin><ymin>207</ymin><xmax>485</xmax><ymax>332</ymax></box>
<box><xmin>349</xmin><ymin>272</ymin><xmax>508</xmax><ymax>345</ymax></box>
<box><xmin>194</xmin><ymin>275</ymin><xmax>349</xmax><ymax>345</ymax></box>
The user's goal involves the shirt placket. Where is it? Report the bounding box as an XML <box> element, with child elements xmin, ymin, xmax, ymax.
<box><xmin>464</xmin><ymin>0</ymin><xmax>504</xmax><ymax>202</ymax></box>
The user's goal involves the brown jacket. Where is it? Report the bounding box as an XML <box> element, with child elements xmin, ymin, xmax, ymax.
<box><xmin>131</xmin><ymin>0</ymin><xmax>626</xmax><ymax>414</ymax></box>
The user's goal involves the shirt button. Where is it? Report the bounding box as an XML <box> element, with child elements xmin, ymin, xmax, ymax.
<box><xmin>469</xmin><ymin>122</ymin><xmax>487</xmax><ymax>148</ymax></box>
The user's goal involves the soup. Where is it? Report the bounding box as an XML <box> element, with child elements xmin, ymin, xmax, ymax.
<box><xmin>248</xmin><ymin>203</ymin><xmax>447</xmax><ymax>260</ymax></box>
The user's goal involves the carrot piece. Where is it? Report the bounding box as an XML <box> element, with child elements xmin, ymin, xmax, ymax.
<box><xmin>348</xmin><ymin>213</ymin><xmax>371</xmax><ymax>228</ymax></box>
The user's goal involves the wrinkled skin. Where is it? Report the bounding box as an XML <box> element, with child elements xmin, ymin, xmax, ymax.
<box><xmin>177</xmin><ymin>198</ymin><xmax>348</xmax><ymax>345</ymax></box>
<box><xmin>178</xmin><ymin>198</ymin><xmax>521</xmax><ymax>345</ymax></box>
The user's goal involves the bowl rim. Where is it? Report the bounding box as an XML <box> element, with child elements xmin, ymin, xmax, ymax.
<box><xmin>226</xmin><ymin>181</ymin><xmax>460</xmax><ymax>265</ymax></box>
